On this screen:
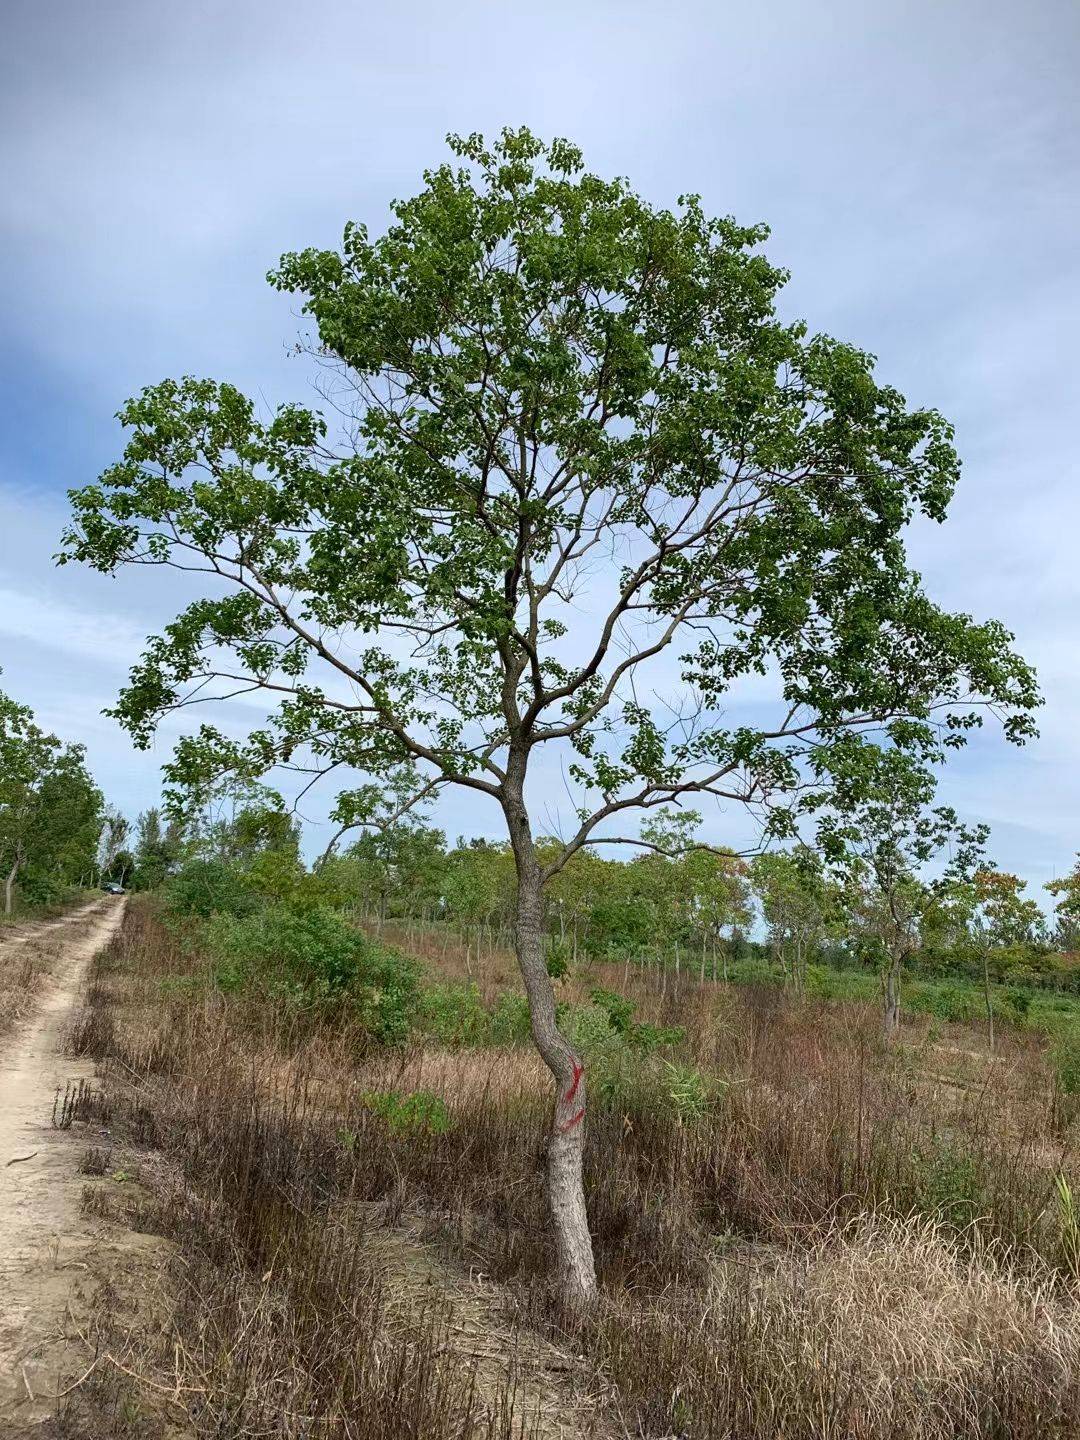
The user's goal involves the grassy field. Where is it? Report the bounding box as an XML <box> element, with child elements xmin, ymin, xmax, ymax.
<box><xmin>56</xmin><ymin>899</ymin><xmax>1080</xmax><ymax>1439</ymax></box>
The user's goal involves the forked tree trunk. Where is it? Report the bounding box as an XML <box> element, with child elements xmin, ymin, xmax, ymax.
<box><xmin>883</xmin><ymin>957</ymin><xmax>902</xmax><ymax>1038</ymax></box>
<box><xmin>504</xmin><ymin>779</ymin><xmax>597</xmax><ymax>1304</ymax></box>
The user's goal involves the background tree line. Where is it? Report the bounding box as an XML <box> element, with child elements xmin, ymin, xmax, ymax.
<box><xmin>118</xmin><ymin>773</ymin><xmax>1080</xmax><ymax>1007</ymax></box>
<box><xmin>0</xmin><ymin>676</ymin><xmax>104</xmax><ymax>913</ymax></box>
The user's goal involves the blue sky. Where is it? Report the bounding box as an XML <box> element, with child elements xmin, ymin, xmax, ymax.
<box><xmin>1</xmin><ymin>0</ymin><xmax>1077</xmax><ymax>894</ymax></box>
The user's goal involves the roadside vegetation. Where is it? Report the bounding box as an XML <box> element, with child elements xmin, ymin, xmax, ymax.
<box><xmin>51</xmin><ymin>792</ymin><xmax>1080</xmax><ymax>1439</ymax></box>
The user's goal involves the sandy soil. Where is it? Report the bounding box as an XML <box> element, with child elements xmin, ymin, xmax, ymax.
<box><xmin>0</xmin><ymin>896</ymin><xmax>134</xmax><ymax>1426</ymax></box>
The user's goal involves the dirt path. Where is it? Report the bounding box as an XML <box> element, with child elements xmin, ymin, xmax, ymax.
<box><xmin>0</xmin><ymin>897</ymin><xmax>128</xmax><ymax>1426</ymax></box>
<box><xmin>0</xmin><ymin>896</ymin><xmax>109</xmax><ymax>951</ymax></box>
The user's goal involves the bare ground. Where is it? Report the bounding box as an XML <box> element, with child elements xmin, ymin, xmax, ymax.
<box><xmin>0</xmin><ymin>897</ymin><xmax>159</xmax><ymax>1429</ymax></box>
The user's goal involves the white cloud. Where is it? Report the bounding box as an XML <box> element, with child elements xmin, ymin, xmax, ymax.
<box><xmin>0</xmin><ymin>584</ymin><xmax>149</xmax><ymax>667</ymax></box>
<box><xmin>0</xmin><ymin>0</ymin><xmax>1077</xmax><ymax>885</ymax></box>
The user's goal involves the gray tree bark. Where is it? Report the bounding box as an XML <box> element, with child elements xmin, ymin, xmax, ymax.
<box><xmin>503</xmin><ymin>767</ymin><xmax>597</xmax><ymax>1304</ymax></box>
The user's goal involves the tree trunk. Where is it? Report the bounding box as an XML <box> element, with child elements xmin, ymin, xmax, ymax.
<box><xmin>4</xmin><ymin>858</ymin><xmax>17</xmax><ymax>916</ymax></box>
<box><xmin>982</xmin><ymin>947</ymin><xmax>995</xmax><ymax>1053</ymax></box>
<box><xmin>883</xmin><ymin>957</ymin><xmax>902</xmax><ymax>1038</ymax></box>
<box><xmin>504</xmin><ymin>776</ymin><xmax>597</xmax><ymax>1304</ymax></box>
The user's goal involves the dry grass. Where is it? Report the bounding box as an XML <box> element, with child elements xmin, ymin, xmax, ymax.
<box><xmin>572</xmin><ymin>1216</ymin><xmax>1080</xmax><ymax>1439</ymax></box>
<box><xmin>764</xmin><ymin>1214</ymin><xmax>1080</xmax><ymax>1396</ymax></box>
<box><xmin>0</xmin><ymin>940</ymin><xmax>53</xmax><ymax>1036</ymax></box>
<box><xmin>58</xmin><ymin>900</ymin><xmax>1080</xmax><ymax>1439</ymax></box>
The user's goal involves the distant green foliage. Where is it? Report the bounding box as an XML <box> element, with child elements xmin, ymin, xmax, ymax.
<box><xmin>723</xmin><ymin>954</ymin><xmax>1080</xmax><ymax>1033</ymax></box>
<box><xmin>0</xmin><ymin>680</ymin><xmax>103</xmax><ymax>914</ymax></box>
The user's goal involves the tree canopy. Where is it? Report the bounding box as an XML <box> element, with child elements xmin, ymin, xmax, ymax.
<box><xmin>61</xmin><ymin>127</ymin><xmax>1039</xmax><ymax>1300</ymax></box>
<box><xmin>62</xmin><ymin>128</ymin><xmax>1036</xmax><ymax>863</ymax></box>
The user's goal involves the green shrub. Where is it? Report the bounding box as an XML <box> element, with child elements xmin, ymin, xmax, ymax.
<box><xmin>164</xmin><ymin>859</ymin><xmax>261</xmax><ymax>921</ymax></box>
<box><xmin>917</xmin><ymin>981</ymin><xmax>978</xmax><ymax>1024</ymax></box>
<box><xmin>417</xmin><ymin>983</ymin><xmax>533</xmax><ymax>1048</ymax></box>
<box><xmin>16</xmin><ymin>869</ymin><xmax>68</xmax><ymax>907</ymax></box>
<box><xmin>588</xmin><ymin>987</ymin><xmax>684</xmax><ymax>1053</ymax></box>
<box><xmin>200</xmin><ymin>900</ymin><xmax>420</xmax><ymax>1043</ymax></box>
<box><xmin>545</xmin><ymin>944</ymin><xmax>571</xmax><ymax>981</ymax></box>
<box><xmin>561</xmin><ymin>1003</ymin><xmax>642</xmax><ymax>1105</ymax></box>
<box><xmin>562</xmin><ymin>996</ymin><xmax>693</xmax><ymax>1113</ymax></box>
<box><xmin>362</xmin><ymin>945</ymin><xmax>422</xmax><ymax>1046</ymax></box>
<box><xmin>488</xmin><ymin>991</ymin><xmax>532</xmax><ymax>1044</ymax></box>
<box><xmin>565</xmin><ymin>1001</ymin><xmax>620</xmax><ymax>1053</ymax></box>
<box><xmin>628</xmin><ymin>1020</ymin><xmax>686</xmax><ymax>1054</ymax></box>
<box><xmin>203</xmin><ymin>902</ymin><xmax>363</xmax><ymax>995</ymax></box>
<box><xmin>1005</xmin><ymin>985</ymin><xmax>1032</xmax><ymax>1016</ymax></box>
<box><xmin>419</xmin><ymin>981</ymin><xmax>489</xmax><ymax>1047</ymax></box>
<box><xmin>909</xmin><ymin>1137</ymin><xmax>985</xmax><ymax>1224</ymax></box>
<box><xmin>589</xmin><ymin>987</ymin><xmax>636</xmax><ymax>1034</ymax></box>
<box><xmin>360</xmin><ymin>1090</ymin><xmax>451</xmax><ymax>1136</ymax></box>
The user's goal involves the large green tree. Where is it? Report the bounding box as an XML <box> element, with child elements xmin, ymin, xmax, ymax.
<box><xmin>0</xmin><ymin>681</ymin><xmax>102</xmax><ymax>912</ymax></box>
<box><xmin>1048</xmin><ymin>857</ymin><xmax>1080</xmax><ymax>954</ymax></box>
<box><xmin>826</xmin><ymin>750</ymin><xmax>990</xmax><ymax>1036</ymax></box>
<box><xmin>61</xmin><ymin>129</ymin><xmax>1037</xmax><ymax>1300</ymax></box>
<box><xmin>752</xmin><ymin>846</ymin><xmax>835</xmax><ymax>990</ymax></box>
<box><xmin>131</xmin><ymin>805</ymin><xmax>185</xmax><ymax>890</ymax></box>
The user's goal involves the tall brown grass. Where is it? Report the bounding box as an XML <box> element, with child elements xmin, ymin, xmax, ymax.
<box><xmin>59</xmin><ymin>901</ymin><xmax>1080</xmax><ymax>1439</ymax></box>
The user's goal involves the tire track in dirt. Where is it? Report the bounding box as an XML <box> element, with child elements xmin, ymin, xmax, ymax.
<box><xmin>0</xmin><ymin>897</ymin><xmax>133</xmax><ymax>1426</ymax></box>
